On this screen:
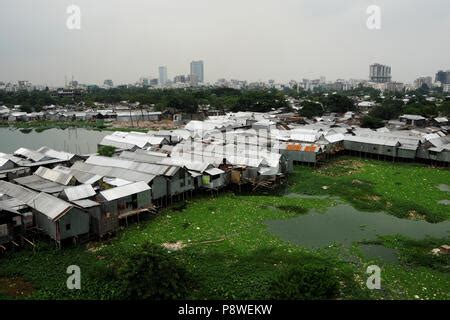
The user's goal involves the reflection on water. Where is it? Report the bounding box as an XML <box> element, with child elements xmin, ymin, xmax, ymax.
<box><xmin>0</xmin><ymin>127</ymin><xmax>109</xmax><ymax>154</ymax></box>
<box><xmin>266</xmin><ymin>204</ymin><xmax>450</xmax><ymax>249</ymax></box>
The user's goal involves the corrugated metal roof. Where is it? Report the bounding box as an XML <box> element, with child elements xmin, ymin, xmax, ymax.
<box><xmin>103</xmin><ymin>177</ymin><xmax>132</xmax><ymax>187</ymax></box>
<box><xmin>161</xmin><ymin>157</ymin><xmax>212</xmax><ymax>173</ymax></box>
<box><xmin>325</xmin><ymin>133</ymin><xmax>345</xmax><ymax>143</ymax></box>
<box><xmin>71</xmin><ymin>199</ymin><xmax>100</xmax><ymax>208</ymax></box>
<box><xmin>14</xmin><ymin>175</ymin><xmax>66</xmax><ymax>193</ymax></box>
<box><xmin>204</xmin><ymin>168</ymin><xmax>225</xmax><ymax>176</ymax></box>
<box><xmin>62</xmin><ymin>184</ymin><xmax>96</xmax><ymax>201</ymax></box>
<box><xmin>86</xmin><ymin>155</ymin><xmax>173</xmax><ymax>176</ymax></box>
<box><xmin>71</xmin><ymin>162</ymin><xmax>156</xmax><ymax>184</ymax></box>
<box><xmin>188</xmin><ymin>170</ymin><xmax>202</xmax><ymax>178</ymax></box>
<box><xmin>400</xmin><ymin>114</ymin><xmax>426</xmax><ymax>120</ymax></box>
<box><xmin>0</xmin><ymin>180</ymin><xmax>38</xmax><ymax>204</ymax></box>
<box><xmin>0</xmin><ymin>201</ymin><xmax>20</xmax><ymax>215</ymax></box>
<box><xmin>0</xmin><ymin>198</ymin><xmax>27</xmax><ymax>211</ymax></box>
<box><xmin>14</xmin><ymin>147</ymin><xmax>47</xmax><ymax>162</ymax></box>
<box><xmin>36</xmin><ymin>147</ymin><xmax>75</xmax><ymax>161</ymax></box>
<box><xmin>289</xmin><ymin>133</ymin><xmax>319</xmax><ymax>143</ymax></box>
<box><xmin>99</xmin><ymin>136</ymin><xmax>136</xmax><ymax>150</ymax></box>
<box><xmin>119</xmin><ymin>151</ymin><xmax>168</xmax><ymax>164</ymax></box>
<box><xmin>26</xmin><ymin>192</ymin><xmax>72</xmax><ymax>221</ymax></box>
<box><xmin>0</xmin><ymin>158</ymin><xmax>12</xmax><ymax>167</ymax></box>
<box><xmin>344</xmin><ymin>135</ymin><xmax>400</xmax><ymax>147</ymax></box>
<box><xmin>34</xmin><ymin>166</ymin><xmax>74</xmax><ymax>185</ymax></box>
<box><xmin>99</xmin><ymin>181</ymin><xmax>150</xmax><ymax>201</ymax></box>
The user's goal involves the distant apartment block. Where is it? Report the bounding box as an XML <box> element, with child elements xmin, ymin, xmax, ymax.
<box><xmin>414</xmin><ymin>76</ymin><xmax>433</xmax><ymax>89</ymax></box>
<box><xmin>435</xmin><ymin>70</ymin><xmax>450</xmax><ymax>84</ymax></box>
<box><xmin>443</xmin><ymin>84</ymin><xmax>450</xmax><ymax>93</ymax></box>
<box><xmin>159</xmin><ymin>66</ymin><xmax>168</xmax><ymax>86</ymax></box>
<box><xmin>369</xmin><ymin>63</ymin><xmax>392</xmax><ymax>83</ymax></box>
<box><xmin>190</xmin><ymin>60</ymin><xmax>204</xmax><ymax>86</ymax></box>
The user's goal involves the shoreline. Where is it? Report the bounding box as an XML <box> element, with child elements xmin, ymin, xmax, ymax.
<box><xmin>0</xmin><ymin>120</ymin><xmax>154</xmax><ymax>133</ymax></box>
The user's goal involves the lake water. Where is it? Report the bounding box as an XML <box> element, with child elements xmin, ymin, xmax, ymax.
<box><xmin>0</xmin><ymin>127</ymin><xmax>109</xmax><ymax>154</ymax></box>
<box><xmin>359</xmin><ymin>244</ymin><xmax>399</xmax><ymax>264</ymax></box>
<box><xmin>266</xmin><ymin>203</ymin><xmax>450</xmax><ymax>249</ymax></box>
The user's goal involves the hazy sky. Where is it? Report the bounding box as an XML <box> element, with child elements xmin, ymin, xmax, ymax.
<box><xmin>1</xmin><ymin>0</ymin><xmax>449</xmax><ymax>86</ymax></box>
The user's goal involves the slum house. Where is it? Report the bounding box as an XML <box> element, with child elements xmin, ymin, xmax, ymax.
<box><xmin>53</xmin><ymin>165</ymin><xmax>103</xmax><ymax>188</ymax></box>
<box><xmin>99</xmin><ymin>131</ymin><xmax>169</xmax><ymax>151</ymax></box>
<box><xmin>279</xmin><ymin>143</ymin><xmax>324</xmax><ymax>165</ymax></box>
<box><xmin>351</xmin><ymin>130</ymin><xmax>421</xmax><ymax>160</ymax></box>
<box><xmin>168</xmin><ymin>143</ymin><xmax>230</xmax><ymax>189</ymax></box>
<box><xmin>36</xmin><ymin>147</ymin><xmax>82</xmax><ymax>163</ymax></box>
<box><xmin>148</xmin><ymin>129</ymin><xmax>191</xmax><ymax>144</ymax></box>
<box><xmin>159</xmin><ymin>157</ymin><xmax>220</xmax><ymax>190</ymax></box>
<box><xmin>14</xmin><ymin>147</ymin><xmax>50</xmax><ymax>163</ymax></box>
<box><xmin>96</xmin><ymin>181</ymin><xmax>153</xmax><ymax>225</ymax></box>
<box><xmin>0</xmin><ymin>157</ymin><xmax>15</xmax><ymax>171</ymax></box>
<box><xmin>119</xmin><ymin>150</ymin><xmax>168</xmax><ymax>164</ymax></box>
<box><xmin>0</xmin><ymin>166</ymin><xmax>30</xmax><ymax>182</ymax></box>
<box><xmin>60</xmin><ymin>184</ymin><xmax>118</xmax><ymax>237</ymax></box>
<box><xmin>170</xmin><ymin>140</ymin><xmax>283</xmax><ymax>186</ymax></box>
<box><xmin>399</xmin><ymin>114</ymin><xmax>427</xmax><ymax>127</ymax></box>
<box><xmin>70</xmin><ymin>161</ymin><xmax>167</xmax><ymax>201</ymax></box>
<box><xmin>417</xmin><ymin>136</ymin><xmax>450</xmax><ymax>164</ymax></box>
<box><xmin>116</xmin><ymin>111</ymin><xmax>162</xmax><ymax>122</ymax></box>
<box><xmin>343</xmin><ymin>135</ymin><xmax>401</xmax><ymax>159</ymax></box>
<box><xmin>86</xmin><ymin>155</ymin><xmax>194</xmax><ymax>202</ymax></box>
<box><xmin>201</xmin><ymin>167</ymin><xmax>227</xmax><ymax>191</ymax></box>
<box><xmin>433</xmin><ymin>117</ymin><xmax>449</xmax><ymax>127</ymax></box>
<box><xmin>0</xmin><ymin>203</ymin><xmax>22</xmax><ymax>248</ymax></box>
<box><xmin>321</xmin><ymin>133</ymin><xmax>346</xmax><ymax>157</ymax></box>
<box><xmin>0</xmin><ymin>181</ymin><xmax>39</xmax><ymax>241</ymax></box>
<box><xmin>28</xmin><ymin>192</ymin><xmax>90</xmax><ymax>245</ymax></box>
<box><xmin>14</xmin><ymin>166</ymin><xmax>77</xmax><ymax>195</ymax></box>
<box><xmin>11</xmin><ymin>148</ymin><xmax>69</xmax><ymax>172</ymax></box>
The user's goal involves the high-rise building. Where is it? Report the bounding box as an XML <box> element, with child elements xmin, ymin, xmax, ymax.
<box><xmin>159</xmin><ymin>66</ymin><xmax>168</xmax><ymax>86</ymax></box>
<box><xmin>435</xmin><ymin>70</ymin><xmax>450</xmax><ymax>84</ymax></box>
<box><xmin>369</xmin><ymin>63</ymin><xmax>392</xmax><ymax>83</ymax></box>
<box><xmin>103</xmin><ymin>79</ymin><xmax>114</xmax><ymax>88</ymax></box>
<box><xmin>190</xmin><ymin>60</ymin><xmax>204</xmax><ymax>86</ymax></box>
<box><xmin>414</xmin><ymin>76</ymin><xmax>433</xmax><ymax>89</ymax></box>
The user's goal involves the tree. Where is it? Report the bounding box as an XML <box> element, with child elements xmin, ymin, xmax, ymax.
<box><xmin>369</xmin><ymin>99</ymin><xmax>404</xmax><ymax>120</ymax></box>
<box><xmin>118</xmin><ymin>243</ymin><xmax>193</xmax><ymax>300</ymax></box>
<box><xmin>298</xmin><ymin>101</ymin><xmax>324</xmax><ymax>118</ymax></box>
<box><xmin>439</xmin><ymin>101</ymin><xmax>450</xmax><ymax>117</ymax></box>
<box><xmin>361</xmin><ymin>116</ymin><xmax>384</xmax><ymax>129</ymax></box>
<box><xmin>323</xmin><ymin>94</ymin><xmax>355</xmax><ymax>113</ymax></box>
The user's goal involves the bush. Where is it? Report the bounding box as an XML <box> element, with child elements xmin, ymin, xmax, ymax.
<box><xmin>269</xmin><ymin>264</ymin><xmax>340</xmax><ymax>300</ymax></box>
<box><xmin>118</xmin><ymin>243</ymin><xmax>193</xmax><ymax>300</ymax></box>
<box><xmin>97</xmin><ymin>145</ymin><xmax>116</xmax><ymax>157</ymax></box>
<box><xmin>361</xmin><ymin>116</ymin><xmax>384</xmax><ymax>129</ymax></box>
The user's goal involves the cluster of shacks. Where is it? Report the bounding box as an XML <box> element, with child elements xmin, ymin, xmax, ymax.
<box><xmin>1</xmin><ymin>111</ymin><xmax>449</xmax><ymax>250</ymax></box>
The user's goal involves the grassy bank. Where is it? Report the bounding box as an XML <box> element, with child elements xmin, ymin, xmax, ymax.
<box><xmin>0</xmin><ymin>158</ymin><xmax>449</xmax><ymax>300</ymax></box>
<box><xmin>289</xmin><ymin>158</ymin><xmax>450</xmax><ymax>222</ymax></box>
<box><xmin>0</xmin><ymin>120</ymin><xmax>149</xmax><ymax>133</ymax></box>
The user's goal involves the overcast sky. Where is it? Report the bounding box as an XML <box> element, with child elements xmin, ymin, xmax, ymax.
<box><xmin>1</xmin><ymin>0</ymin><xmax>449</xmax><ymax>86</ymax></box>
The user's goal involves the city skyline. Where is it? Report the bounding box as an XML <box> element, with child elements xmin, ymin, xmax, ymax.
<box><xmin>1</xmin><ymin>0</ymin><xmax>449</xmax><ymax>86</ymax></box>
